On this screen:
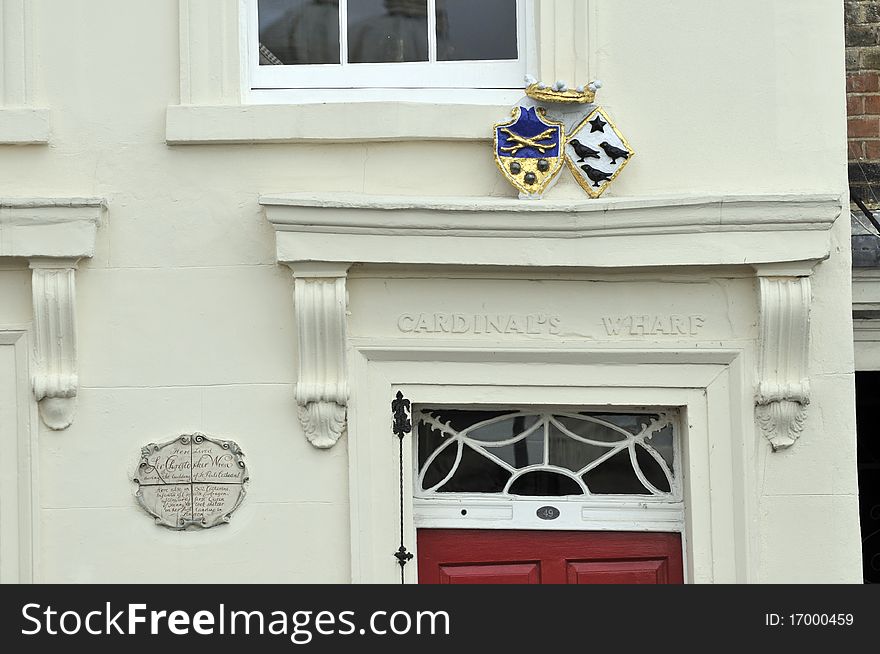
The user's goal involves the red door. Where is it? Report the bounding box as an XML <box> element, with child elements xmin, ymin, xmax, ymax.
<box><xmin>418</xmin><ymin>529</ymin><xmax>683</xmax><ymax>584</ymax></box>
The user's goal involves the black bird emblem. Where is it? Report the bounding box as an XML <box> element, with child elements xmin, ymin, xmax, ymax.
<box><xmin>569</xmin><ymin>139</ymin><xmax>601</xmax><ymax>162</ymax></box>
<box><xmin>581</xmin><ymin>164</ymin><xmax>613</xmax><ymax>187</ymax></box>
<box><xmin>599</xmin><ymin>141</ymin><xmax>630</xmax><ymax>164</ymax></box>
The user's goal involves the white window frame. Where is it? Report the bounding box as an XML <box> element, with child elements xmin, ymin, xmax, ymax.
<box><xmin>0</xmin><ymin>0</ymin><xmax>49</xmax><ymax>144</ymax></box>
<box><xmin>246</xmin><ymin>0</ymin><xmax>534</xmax><ymax>103</ymax></box>
<box><xmin>168</xmin><ymin>0</ymin><xmax>594</xmax><ymax>143</ymax></box>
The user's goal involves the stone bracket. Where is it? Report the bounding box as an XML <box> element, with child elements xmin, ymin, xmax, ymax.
<box><xmin>289</xmin><ymin>263</ymin><xmax>351</xmax><ymax>449</ymax></box>
<box><xmin>754</xmin><ymin>264</ymin><xmax>815</xmax><ymax>451</ymax></box>
<box><xmin>1</xmin><ymin>197</ymin><xmax>103</xmax><ymax>430</ymax></box>
<box><xmin>29</xmin><ymin>258</ymin><xmax>80</xmax><ymax>430</ymax></box>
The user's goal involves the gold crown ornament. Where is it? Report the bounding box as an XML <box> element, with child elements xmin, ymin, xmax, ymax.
<box><xmin>524</xmin><ymin>76</ymin><xmax>602</xmax><ymax>104</ymax></box>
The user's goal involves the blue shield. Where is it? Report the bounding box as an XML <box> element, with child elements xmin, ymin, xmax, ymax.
<box><xmin>494</xmin><ymin>106</ymin><xmax>564</xmax><ymax>195</ymax></box>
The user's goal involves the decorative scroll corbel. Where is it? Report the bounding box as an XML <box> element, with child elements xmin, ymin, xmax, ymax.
<box><xmin>754</xmin><ymin>269</ymin><xmax>813</xmax><ymax>451</ymax></box>
<box><xmin>289</xmin><ymin>263</ymin><xmax>351</xmax><ymax>449</ymax></box>
<box><xmin>29</xmin><ymin>258</ymin><xmax>80</xmax><ymax>430</ymax></box>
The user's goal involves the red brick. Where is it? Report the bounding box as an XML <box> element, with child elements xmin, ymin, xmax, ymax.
<box><xmin>865</xmin><ymin>140</ymin><xmax>880</xmax><ymax>160</ymax></box>
<box><xmin>850</xmin><ymin>140</ymin><xmax>866</xmax><ymax>159</ymax></box>
<box><xmin>862</xmin><ymin>47</ymin><xmax>880</xmax><ymax>70</ymax></box>
<box><xmin>849</xmin><ymin>94</ymin><xmax>866</xmax><ymax>115</ymax></box>
<box><xmin>865</xmin><ymin>94</ymin><xmax>880</xmax><ymax>114</ymax></box>
<box><xmin>848</xmin><ymin>71</ymin><xmax>880</xmax><ymax>92</ymax></box>
<box><xmin>849</xmin><ymin>116</ymin><xmax>880</xmax><ymax>137</ymax></box>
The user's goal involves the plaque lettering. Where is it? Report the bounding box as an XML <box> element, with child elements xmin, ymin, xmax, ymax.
<box><xmin>134</xmin><ymin>433</ymin><xmax>248</xmax><ymax>529</ymax></box>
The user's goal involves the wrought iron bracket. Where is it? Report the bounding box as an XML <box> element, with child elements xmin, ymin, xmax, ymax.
<box><xmin>392</xmin><ymin>390</ymin><xmax>413</xmax><ymax>582</ymax></box>
<box><xmin>393</xmin><ymin>390</ymin><xmax>412</xmax><ymax>439</ymax></box>
<box><xmin>394</xmin><ymin>546</ymin><xmax>414</xmax><ymax>568</ymax></box>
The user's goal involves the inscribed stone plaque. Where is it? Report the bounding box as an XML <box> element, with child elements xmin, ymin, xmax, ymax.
<box><xmin>133</xmin><ymin>433</ymin><xmax>248</xmax><ymax>529</ymax></box>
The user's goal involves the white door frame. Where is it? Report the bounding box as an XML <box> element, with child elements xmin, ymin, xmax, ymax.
<box><xmin>0</xmin><ymin>329</ymin><xmax>37</xmax><ymax>583</ymax></box>
<box><xmin>346</xmin><ymin>345</ymin><xmax>753</xmax><ymax>584</ymax></box>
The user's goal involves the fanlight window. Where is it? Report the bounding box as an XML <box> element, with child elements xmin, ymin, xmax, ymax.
<box><xmin>416</xmin><ymin>409</ymin><xmax>679</xmax><ymax>498</ymax></box>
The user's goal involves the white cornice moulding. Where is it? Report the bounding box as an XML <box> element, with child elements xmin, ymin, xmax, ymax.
<box><xmin>263</xmin><ymin>192</ymin><xmax>841</xmax><ymax>269</ymax></box>
<box><xmin>0</xmin><ymin>198</ymin><xmax>104</xmax><ymax>258</ymax></box>
<box><xmin>288</xmin><ymin>263</ymin><xmax>351</xmax><ymax>449</ymax></box>
<box><xmin>753</xmin><ymin>263</ymin><xmax>815</xmax><ymax>451</ymax></box>
<box><xmin>1</xmin><ymin>198</ymin><xmax>104</xmax><ymax>430</ymax></box>
<box><xmin>0</xmin><ymin>108</ymin><xmax>50</xmax><ymax>144</ymax></box>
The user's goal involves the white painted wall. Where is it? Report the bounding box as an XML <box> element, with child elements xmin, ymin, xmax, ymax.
<box><xmin>0</xmin><ymin>0</ymin><xmax>860</xmax><ymax>582</ymax></box>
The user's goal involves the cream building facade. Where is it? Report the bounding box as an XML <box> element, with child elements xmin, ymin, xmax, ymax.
<box><xmin>0</xmin><ymin>0</ymin><xmax>863</xmax><ymax>583</ymax></box>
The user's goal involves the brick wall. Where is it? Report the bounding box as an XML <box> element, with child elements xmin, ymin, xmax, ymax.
<box><xmin>847</xmin><ymin>1</ymin><xmax>880</xmax><ymax>206</ymax></box>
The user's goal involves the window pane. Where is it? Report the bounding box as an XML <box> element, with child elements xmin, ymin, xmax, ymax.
<box><xmin>417</xmin><ymin>418</ymin><xmax>448</xmax><ymax>471</ymax></box>
<box><xmin>588</xmin><ymin>413</ymin><xmax>660</xmax><ymax>436</ymax></box>
<box><xmin>421</xmin><ymin>440</ymin><xmax>457</xmax><ymax>489</ymax></box>
<box><xmin>509</xmin><ymin>471</ymin><xmax>583</xmax><ymax>496</ymax></box>
<box><xmin>468</xmin><ymin>414</ymin><xmax>540</xmax><ymax>443</ymax></box>
<box><xmin>645</xmin><ymin>423</ymin><xmax>674</xmax><ymax>470</ymax></box>
<box><xmin>635</xmin><ymin>445</ymin><xmax>671</xmax><ymax>493</ymax></box>
<box><xmin>556</xmin><ymin>415</ymin><xmax>628</xmax><ymax>443</ymax></box>
<box><xmin>421</xmin><ymin>408</ymin><xmax>514</xmax><ymax>433</ymax></box>
<box><xmin>584</xmin><ymin>450</ymin><xmax>649</xmax><ymax>495</ymax></box>
<box><xmin>348</xmin><ymin>0</ymin><xmax>428</xmax><ymax>63</ymax></box>
<box><xmin>436</xmin><ymin>445</ymin><xmax>511</xmax><ymax>493</ymax></box>
<box><xmin>548</xmin><ymin>423</ymin><xmax>608</xmax><ymax>472</ymax></box>
<box><xmin>437</xmin><ymin>0</ymin><xmax>518</xmax><ymax>62</ymax></box>
<box><xmin>491</xmin><ymin>428</ymin><xmax>543</xmax><ymax>468</ymax></box>
<box><xmin>259</xmin><ymin>0</ymin><xmax>340</xmax><ymax>65</ymax></box>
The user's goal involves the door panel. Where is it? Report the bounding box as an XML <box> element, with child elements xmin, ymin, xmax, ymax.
<box><xmin>418</xmin><ymin>529</ymin><xmax>683</xmax><ymax>584</ymax></box>
<box><xmin>439</xmin><ymin>562</ymin><xmax>541</xmax><ymax>584</ymax></box>
<box><xmin>565</xmin><ymin>559</ymin><xmax>670</xmax><ymax>584</ymax></box>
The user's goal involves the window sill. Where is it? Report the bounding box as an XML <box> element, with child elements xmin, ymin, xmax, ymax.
<box><xmin>0</xmin><ymin>108</ymin><xmax>50</xmax><ymax>145</ymax></box>
<box><xmin>165</xmin><ymin>101</ymin><xmax>510</xmax><ymax>144</ymax></box>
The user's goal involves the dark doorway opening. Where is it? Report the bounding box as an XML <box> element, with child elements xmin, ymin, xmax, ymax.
<box><xmin>856</xmin><ymin>371</ymin><xmax>880</xmax><ymax>583</ymax></box>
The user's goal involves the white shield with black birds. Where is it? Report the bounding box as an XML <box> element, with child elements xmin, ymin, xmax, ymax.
<box><xmin>565</xmin><ymin>107</ymin><xmax>634</xmax><ymax>198</ymax></box>
<box><xmin>494</xmin><ymin>106</ymin><xmax>565</xmax><ymax>197</ymax></box>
